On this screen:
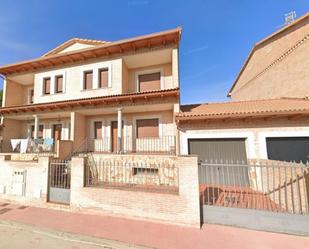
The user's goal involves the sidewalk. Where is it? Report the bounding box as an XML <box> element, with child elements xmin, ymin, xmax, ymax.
<box><xmin>0</xmin><ymin>200</ymin><xmax>308</xmax><ymax>249</ymax></box>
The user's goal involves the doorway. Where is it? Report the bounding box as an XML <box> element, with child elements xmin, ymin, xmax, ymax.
<box><xmin>53</xmin><ymin>124</ymin><xmax>62</xmax><ymax>141</ymax></box>
<box><xmin>111</xmin><ymin>121</ymin><xmax>123</xmax><ymax>153</ymax></box>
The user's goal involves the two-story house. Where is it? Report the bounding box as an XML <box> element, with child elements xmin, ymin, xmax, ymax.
<box><xmin>0</xmin><ymin>28</ymin><xmax>181</xmax><ymax>157</ymax></box>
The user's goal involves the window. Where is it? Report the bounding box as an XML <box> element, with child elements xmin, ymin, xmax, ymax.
<box><xmin>132</xmin><ymin>167</ymin><xmax>158</xmax><ymax>176</ymax></box>
<box><xmin>138</xmin><ymin>72</ymin><xmax>161</xmax><ymax>92</ymax></box>
<box><xmin>43</xmin><ymin>77</ymin><xmax>51</xmax><ymax>95</ymax></box>
<box><xmin>31</xmin><ymin>125</ymin><xmax>44</xmax><ymax>139</ymax></box>
<box><xmin>55</xmin><ymin>75</ymin><xmax>63</xmax><ymax>93</ymax></box>
<box><xmin>98</xmin><ymin>68</ymin><xmax>109</xmax><ymax>88</ymax></box>
<box><xmin>94</xmin><ymin>121</ymin><xmax>102</xmax><ymax>139</ymax></box>
<box><xmin>136</xmin><ymin>118</ymin><xmax>159</xmax><ymax>138</ymax></box>
<box><xmin>29</xmin><ymin>89</ymin><xmax>34</xmax><ymax>104</ymax></box>
<box><xmin>83</xmin><ymin>70</ymin><xmax>93</xmax><ymax>90</ymax></box>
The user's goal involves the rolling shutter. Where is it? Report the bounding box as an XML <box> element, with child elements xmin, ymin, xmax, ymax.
<box><xmin>99</xmin><ymin>68</ymin><xmax>109</xmax><ymax>88</ymax></box>
<box><xmin>136</xmin><ymin>119</ymin><xmax>159</xmax><ymax>138</ymax></box>
<box><xmin>138</xmin><ymin>72</ymin><xmax>160</xmax><ymax>92</ymax></box>
<box><xmin>84</xmin><ymin>71</ymin><xmax>93</xmax><ymax>90</ymax></box>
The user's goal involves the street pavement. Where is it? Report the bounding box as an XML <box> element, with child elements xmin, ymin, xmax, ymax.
<box><xmin>0</xmin><ymin>220</ymin><xmax>150</xmax><ymax>249</ymax></box>
<box><xmin>0</xmin><ymin>200</ymin><xmax>309</xmax><ymax>249</ymax></box>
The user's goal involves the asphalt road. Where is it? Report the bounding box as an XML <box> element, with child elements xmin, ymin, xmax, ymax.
<box><xmin>0</xmin><ymin>221</ymin><xmax>150</xmax><ymax>249</ymax></box>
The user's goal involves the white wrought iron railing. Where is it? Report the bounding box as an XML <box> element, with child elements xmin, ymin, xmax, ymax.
<box><xmin>85</xmin><ymin>158</ymin><xmax>179</xmax><ymax>193</ymax></box>
<box><xmin>87</xmin><ymin>136</ymin><xmax>176</xmax><ymax>154</ymax></box>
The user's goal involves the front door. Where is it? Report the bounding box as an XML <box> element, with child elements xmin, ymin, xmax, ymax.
<box><xmin>53</xmin><ymin>124</ymin><xmax>62</xmax><ymax>141</ymax></box>
<box><xmin>111</xmin><ymin>121</ymin><xmax>123</xmax><ymax>153</ymax></box>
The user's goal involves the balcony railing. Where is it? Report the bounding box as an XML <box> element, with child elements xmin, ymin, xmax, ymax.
<box><xmin>86</xmin><ymin>136</ymin><xmax>176</xmax><ymax>154</ymax></box>
<box><xmin>4</xmin><ymin>138</ymin><xmax>54</xmax><ymax>154</ymax></box>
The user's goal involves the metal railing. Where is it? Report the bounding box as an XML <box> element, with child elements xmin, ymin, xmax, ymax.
<box><xmin>3</xmin><ymin>138</ymin><xmax>55</xmax><ymax>155</ymax></box>
<box><xmin>85</xmin><ymin>158</ymin><xmax>179</xmax><ymax>193</ymax></box>
<box><xmin>135</xmin><ymin>136</ymin><xmax>176</xmax><ymax>154</ymax></box>
<box><xmin>86</xmin><ymin>136</ymin><xmax>176</xmax><ymax>154</ymax></box>
<box><xmin>199</xmin><ymin>159</ymin><xmax>309</xmax><ymax>215</ymax></box>
<box><xmin>49</xmin><ymin>159</ymin><xmax>71</xmax><ymax>189</ymax></box>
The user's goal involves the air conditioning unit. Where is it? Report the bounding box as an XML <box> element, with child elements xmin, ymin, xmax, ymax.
<box><xmin>12</xmin><ymin>170</ymin><xmax>26</xmax><ymax>196</ymax></box>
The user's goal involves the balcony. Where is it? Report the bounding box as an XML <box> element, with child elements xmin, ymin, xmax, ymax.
<box><xmin>86</xmin><ymin>136</ymin><xmax>176</xmax><ymax>155</ymax></box>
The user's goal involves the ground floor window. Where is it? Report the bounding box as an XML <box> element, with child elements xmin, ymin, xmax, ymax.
<box><xmin>30</xmin><ymin>125</ymin><xmax>44</xmax><ymax>139</ymax></box>
<box><xmin>94</xmin><ymin>121</ymin><xmax>103</xmax><ymax>139</ymax></box>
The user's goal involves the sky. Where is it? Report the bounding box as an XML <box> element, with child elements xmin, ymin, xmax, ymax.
<box><xmin>0</xmin><ymin>0</ymin><xmax>308</xmax><ymax>104</ymax></box>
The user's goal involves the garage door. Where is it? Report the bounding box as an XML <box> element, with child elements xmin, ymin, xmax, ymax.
<box><xmin>189</xmin><ymin>138</ymin><xmax>249</xmax><ymax>186</ymax></box>
<box><xmin>266</xmin><ymin>137</ymin><xmax>309</xmax><ymax>163</ymax></box>
<box><xmin>188</xmin><ymin>138</ymin><xmax>247</xmax><ymax>162</ymax></box>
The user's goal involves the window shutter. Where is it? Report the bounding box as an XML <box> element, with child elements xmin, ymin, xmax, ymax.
<box><xmin>43</xmin><ymin>77</ymin><xmax>51</xmax><ymax>94</ymax></box>
<box><xmin>55</xmin><ymin>75</ymin><xmax>63</xmax><ymax>93</ymax></box>
<box><xmin>138</xmin><ymin>72</ymin><xmax>160</xmax><ymax>92</ymax></box>
<box><xmin>136</xmin><ymin>119</ymin><xmax>159</xmax><ymax>138</ymax></box>
<box><xmin>99</xmin><ymin>68</ymin><xmax>109</xmax><ymax>88</ymax></box>
<box><xmin>84</xmin><ymin>71</ymin><xmax>93</xmax><ymax>90</ymax></box>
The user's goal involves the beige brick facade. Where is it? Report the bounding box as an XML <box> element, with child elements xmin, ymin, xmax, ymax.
<box><xmin>229</xmin><ymin>14</ymin><xmax>309</xmax><ymax>100</ymax></box>
<box><xmin>71</xmin><ymin>155</ymin><xmax>200</xmax><ymax>227</ymax></box>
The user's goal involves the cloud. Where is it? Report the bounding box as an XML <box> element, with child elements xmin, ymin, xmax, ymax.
<box><xmin>128</xmin><ymin>0</ymin><xmax>149</xmax><ymax>6</ymax></box>
<box><xmin>183</xmin><ymin>45</ymin><xmax>209</xmax><ymax>55</ymax></box>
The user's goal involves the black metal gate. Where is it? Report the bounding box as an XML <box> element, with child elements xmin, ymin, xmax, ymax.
<box><xmin>48</xmin><ymin>160</ymin><xmax>71</xmax><ymax>204</ymax></box>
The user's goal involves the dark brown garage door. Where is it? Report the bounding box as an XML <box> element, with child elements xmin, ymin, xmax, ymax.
<box><xmin>266</xmin><ymin>137</ymin><xmax>309</xmax><ymax>163</ymax></box>
<box><xmin>188</xmin><ymin>138</ymin><xmax>247</xmax><ymax>163</ymax></box>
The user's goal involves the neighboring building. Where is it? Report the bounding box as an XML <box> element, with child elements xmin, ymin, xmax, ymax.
<box><xmin>178</xmin><ymin>12</ymin><xmax>309</xmax><ymax>164</ymax></box>
<box><xmin>177</xmin><ymin>98</ymin><xmax>309</xmax><ymax>163</ymax></box>
<box><xmin>0</xmin><ymin>28</ymin><xmax>181</xmax><ymax>156</ymax></box>
<box><xmin>228</xmin><ymin>12</ymin><xmax>309</xmax><ymax>101</ymax></box>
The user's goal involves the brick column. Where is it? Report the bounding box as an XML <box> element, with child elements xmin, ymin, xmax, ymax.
<box><xmin>177</xmin><ymin>155</ymin><xmax>201</xmax><ymax>227</ymax></box>
<box><xmin>70</xmin><ymin>156</ymin><xmax>86</xmax><ymax>206</ymax></box>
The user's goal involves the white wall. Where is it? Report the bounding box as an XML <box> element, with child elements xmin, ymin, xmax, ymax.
<box><xmin>33</xmin><ymin>58</ymin><xmax>122</xmax><ymax>104</ymax></box>
<box><xmin>180</xmin><ymin>125</ymin><xmax>309</xmax><ymax>160</ymax></box>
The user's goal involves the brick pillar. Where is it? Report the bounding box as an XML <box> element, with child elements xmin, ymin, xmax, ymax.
<box><xmin>177</xmin><ymin>155</ymin><xmax>201</xmax><ymax>227</ymax></box>
<box><xmin>70</xmin><ymin>156</ymin><xmax>86</xmax><ymax>206</ymax></box>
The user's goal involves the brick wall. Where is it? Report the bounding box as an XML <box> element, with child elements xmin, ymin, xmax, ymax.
<box><xmin>70</xmin><ymin>155</ymin><xmax>200</xmax><ymax>227</ymax></box>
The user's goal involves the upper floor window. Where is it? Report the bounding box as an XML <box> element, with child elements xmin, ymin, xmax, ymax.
<box><xmin>55</xmin><ymin>75</ymin><xmax>63</xmax><ymax>93</ymax></box>
<box><xmin>136</xmin><ymin>118</ymin><xmax>159</xmax><ymax>138</ymax></box>
<box><xmin>138</xmin><ymin>72</ymin><xmax>161</xmax><ymax>92</ymax></box>
<box><xmin>29</xmin><ymin>89</ymin><xmax>34</xmax><ymax>104</ymax></box>
<box><xmin>83</xmin><ymin>70</ymin><xmax>93</xmax><ymax>90</ymax></box>
<box><xmin>98</xmin><ymin>68</ymin><xmax>109</xmax><ymax>88</ymax></box>
<box><xmin>43</xmin><ymin>77</ymin><xmax>51</xmax><ymax>95</ymax></box>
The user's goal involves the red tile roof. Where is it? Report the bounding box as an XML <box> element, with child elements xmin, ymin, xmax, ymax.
<box><xmin>0</xmin><ymin>27</ymin><xmax>182</xmax><ymax>75</ymax></box>
<box><xmin>177</xmin><ymin>98</ymin><xmax>309</xmax><ymax>121</ymax></box>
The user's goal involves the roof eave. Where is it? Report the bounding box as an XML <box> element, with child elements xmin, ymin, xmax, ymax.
<box><xmin>0</xmin><ymin>27</ymin><xmax>182</xmax><ymax>75</ymax></box>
